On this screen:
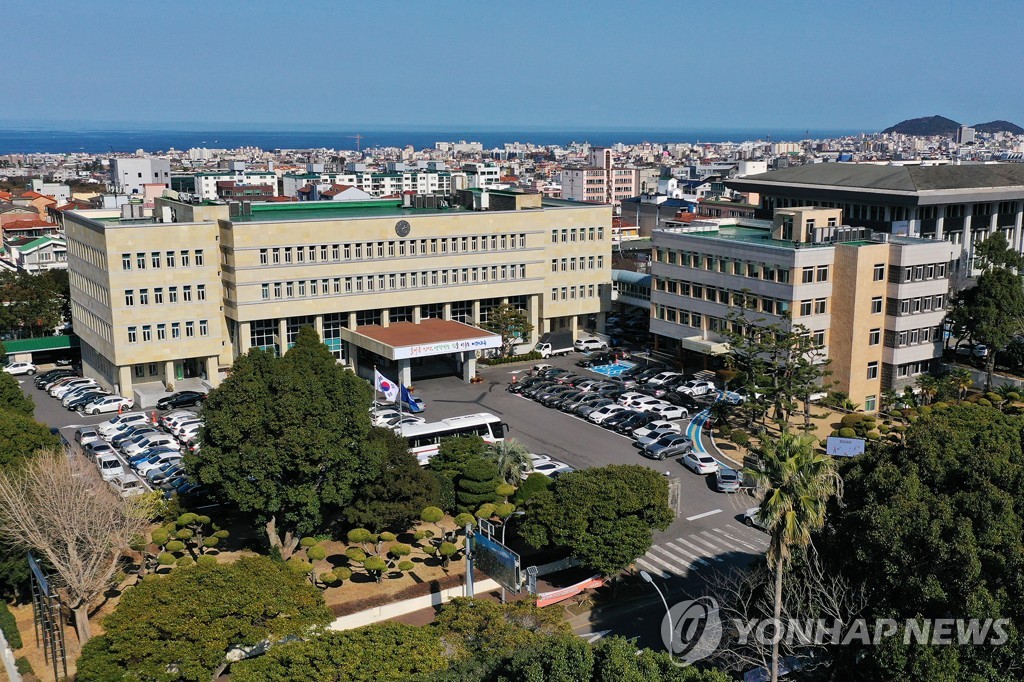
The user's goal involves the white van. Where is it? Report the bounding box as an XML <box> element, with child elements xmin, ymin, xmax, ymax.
<box><xmin>109</xmin><ymin>473</ymin><xmax>146</xmax><ymax>497</ymax></box>
<box><xmin>98</xmin><ymin>412</ymin><xmax>150</xmax><ymax>438</ymax></box>
<box><xmin>96</xmin><ymin>454</ymin><xmax>126</xmax><ymax>481</ymax></box>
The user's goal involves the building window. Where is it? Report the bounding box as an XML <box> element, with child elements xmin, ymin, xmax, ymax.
<box><xmin>185</xmin><ymin>321</ymin><xmax>195</xmax><ymax>337</ymax></box>
<box><xmin>272</xmin><ymin>248</ymin><xmax>280</xmax><ymax>264</ymax></box>
<box><xmin>871</xmin><ymin>296</ymin><xmax>883</xmax><ymax>314</ymax></box>
<box><xmin>869</xmin><ymin>328</ymin><xmax>880</xmax><ymax>345</ymax></box>
<box><xmin>813</xmin><ymin>330</ymin><xmax>825</xmax><ymax>346</ymax></box>
<box><xmin>154</xmin><ymin>288</ymin><xmax>163</xmax><ymax>304</ymax></box>
<box><xmin>183</xmin><ymin>286</ymin><xmax>192</xmax><ymax>302</ymax></box>
<box><xmin>873</xmin><ymin>264</ymin><xmax>885</xmax><ymax>281</ymax></box>
<box><xmin>136</xmin><ymin>253</ymin><xmax>146</xmax><ymax>269</ymax></box>
<box><xmin>197</xmin><ymin>284</ymin><xmax>206</xmax><ymax>301</ymax></box>
<box><xmin>261</xmin><ymin>283</ymin><xmax>269</xmax><ymax>299</ymax></box>
<box><xmin>124</xmin><ymin>290</ymin><xmax>134</xmax><ymax>306</ymax></box>
<box><xmin>151</xmin><ymin>252</ymin><xmax>160</xmax><ymax>268</ymax></box>
<box><xmin>260</xmin><ymin>249</ymin><xmax>268</xmax><ymax>265</ymax></box>
<box><xmin>134</xmin><ymin>365</ymin><xmax>144</xmax><ymax>378</ymax></box>
<box><xmin>274</xmin><ymin>282</ymin><xmax>282</xmax><ymax>297</ymax></box>
<box><xmin>142</xmin><ymin>325</ymin><xmax>152</xmax><ymax>342</ymax></box>
<box><xmin>867</xmin><ymin>362</ymin><xmax>879</xmax><ymax>380</ymax></box>
<box><xmin>199</xmin><ymin>320</ymin><xmax>208</xmax><ymax>336</ymax></box>
<box><xmin>122</xmin><ymin>253</ymin><xmax>131</xmax><ymax>270</ymax></box>
<box><xmin>816</xmin><ymin>266</ymin><xmax>829</xmax><ymax>282</ymax></box>
<box><xmin>166</xmin><ymin>251</ymin><xmax>175</xmax><ymax>267</ymax></box>
<box><xmin>139</xmin><ymin>289</ymin><xmax>149</xmax><ymax>305</ymax></box>
<box><xmin>127</xmin><ymin>326</ymin><xmax>137</xmax><ymax>343</ymax></box>
<box><xmin>171</xmin><ymin>323</ymin><xmax>180</xmax><ymax>339</ymax></box>
<box><xmin>802</xmin><ymin>267</ymin><xmax>814</xmax><ymax>284</ymax></box>
<box><xmin>296</xmin><ymin>248</ymin><xmax>305</xmax><ymax>263</ymax></box>
<box><xmin>169</xmin><ymin>287</ymin><xmax>178</xmax><ymax>303</ymax></box>
<box><xmin>864</xmin><ymin>395</ymin><xmax>877</xmax><ymax>411</ymax></box>
<box><xmin>814</xmin><ymin>298</ymin><xmax>827</xmax><ymax>315</ymax></box>
<box><xmin>286</xmin><ymin>282</ymin><xmax>294</xmax><ymax>297</ymax></box>
<box><xmin>157</xmin><ymin>324</ymin><xmax>166</xmax><ymax>340</ymax></box>
<box><xmin>181</xmin><ymin>250</ymin><xmax>190</xmax><ymax>267</ymax></box>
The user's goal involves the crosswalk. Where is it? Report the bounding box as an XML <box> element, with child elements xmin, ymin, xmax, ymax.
<box><xmin>635</xmin><ymin>523</ymin><xmax>769</xmax><ymax>579</ymax></box>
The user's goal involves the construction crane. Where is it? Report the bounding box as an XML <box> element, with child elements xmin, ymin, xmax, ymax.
<box><xmin>346</xmin><ymin>134</ymin><xmax>363</xmax><ymax>153</ymax></box>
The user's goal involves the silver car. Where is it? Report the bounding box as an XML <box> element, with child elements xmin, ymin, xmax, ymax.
<box><xmin>643</xmin><ymin>434</ymin><xmax>694</xmax><ymax>460</ymax></box>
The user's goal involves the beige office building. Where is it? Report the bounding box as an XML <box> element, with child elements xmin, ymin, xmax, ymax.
<box><xmin>64</xmin><ymin>190</ymin><xmax>612</xmax><ymax>398</ymax></box>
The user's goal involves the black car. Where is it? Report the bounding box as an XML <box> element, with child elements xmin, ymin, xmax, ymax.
<box><xmin>630</xmin><ymin>368</ymin><xmax>664</xmax><ymax>385</ymax></box>
<box><xmin>156</xmin><ymin>391</ymin><xmax>207</xmax><ymax>411</ymax></box>
<box><xmin>602</xmin><ymin>409</ymin><xmax>639</xmax><ymax>429</ymax></box>
<box><xmin>507</xmin><ymin>376</ymin><xmax>542</xmax><ymax>394</ymax></box>
<box><xmin>615</xmin><ymin>411</ymin><xmax>660</xmax><ymax>434</ymax></box>
<box><xmin>660</xmin><ymin>391</ymin><xmax>700</xmax><ymax>411</ymax></box>
<box><xmin>66</xmin><ymin>390</ymin><xmax>109</xmax><ymax>411</ymax></box>
<box><xmin>35</xmin><ymin>369</ymin><xmax>77</xmax><ymax>389</ymax></box>
<box><xmin>575</xmin><ymin>352</ymin><xmax>614</xmax><ymax>368</ymax></box>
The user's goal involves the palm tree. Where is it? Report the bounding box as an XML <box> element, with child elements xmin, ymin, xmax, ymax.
<box><xmin>485</xmin><ymin>438</ymin><xmax>531</xmax><ymax>485</ymax></box>
<box><xmin>914</xmin><ymin>373</ymin><xmax>940</xmax><ymax>405</ymax></box>
<box><xmin>743</xmin><ymin>429</ymin><xmax>843</xmax><ymax>682</ymax></box>
<box><xmin>945</xmin><ymin>367</ymin><xmax>973</xmax><ymax>401</ymax></box>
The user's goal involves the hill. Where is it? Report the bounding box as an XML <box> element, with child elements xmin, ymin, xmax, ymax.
<box><xmin>882</xmin><ymin>115</ymin><xmax>961</xmax><ymax>136</ymax></box>
<box><xmin>973</xmin><ymin>120</ymin><xmax>1024</xmax><ymax>135</ymax></box>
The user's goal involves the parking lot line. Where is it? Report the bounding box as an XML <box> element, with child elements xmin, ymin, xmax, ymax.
<box><xmin>686</xmin><ymin>508</ymin><xmax>722</xmax><ymax>521</ymax></box>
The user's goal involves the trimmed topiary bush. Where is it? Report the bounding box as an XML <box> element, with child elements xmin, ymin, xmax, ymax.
<box><xmin>285</xmin><ymin>557</ymin><xmax>313</xmax><ymax>574</ymax></box>
<box><xmin>335</xmin><ymin>567</ymin><xmax>353</xmax><ymax>581</ymax></box>
<box><xmin>986</xmin><ymin>392</ymin><xmax>1004</xmax><ymax>404</ymax></box>
<box><xmin>1006</xmin><ymin>391</ymin><xmax>1021</xmax><ymax>402</ymax></box>
<box><xmin>196</xmin><ymin>555</ymin><xmax>218</xmax><ymax>567</ymax></box>
<box><xmin>157</xmin><ymin>552</ymin><xmax>176</xmax><ymax>566</ymax></box>
<box><xmin>344</xmin><ymin>547</ymin><xmax>366</xmax><ymax>562</ymax></box>
<box><xmin>165</xmin><ymin>540</ymin><xmax>185</xmax><ymax>553</ymax></box>
<box><xmin>306</xmin><ymin>545</ymin><xmax>327</xmax><ymax>562</ymax></box>
<box><xmin>878</xmin><ymin>424</ymin><xmax>890</xmax><ymax>434</ymax></box>
<box><xmin>299</xmin><ymin>537</ymin><xmax>318</xmax><ymax>548</ymax></box>
<box><xmin>15</xmin><ymin>657</ymin><xmax>31</xmax><ymax>675</ymax></box>
<box><xmin>378</xmin><ymin>531</ymin><xmax>397</xmax><ymax>543</ymax></box>
<box><xmin>866</xmin><ymin>431</ymin><xmax>881</xmax><ymax>440</ymax></box>
<box><xmin>398</xmin><ymin>560</ymin><xmax>415</xmax><ymax>572</ymax></box>
<box><xmin>0</xmin><ymin>601</ymin><xmax>22</xmax><ymax>649</ymax></box>
<box><xmin>918</xmin><ymin>406</ymin><xmax>933</xmax><ymax>416</ymax></box>
<box><xmin>175</xmin><ymin>556</ymin><xmax>194</xmax><ymax>567</ymax></box>
<box><xmin>978</xmin><ymin>398</ymin><xmax>993</xmax><ymax>407</ymax></box>
<box><xmin>840</xmin><ymin>414</ymin><xmax>864</xmax><ymax>427</ymax></box>
<box><xmin>347</xmin><ymin>528</ymin><xmax>372</xmax><ymax>545</ymax></box>
<box><xmin>319</xmin><ymin>571</ymin><xmax>339</xmax><ymax>586</ymax></box>
<box><xmin>389</xmin><ymin>544</ymin><xmax>412</xmax><ymax>559</ymax></box>
<box><xmin>838</xmin><ymin>428</ymin><xmax>857</xmax><ymax>438</ymax></box>
<box><xmin>453</xmin><ymin>512</ymin><xmax>476</xmax><ymax>528</ymax></box>
<box><xmin>731</xmin><ymin>430</ymin><xmax>750</xmax><ymax>447</ymax></box>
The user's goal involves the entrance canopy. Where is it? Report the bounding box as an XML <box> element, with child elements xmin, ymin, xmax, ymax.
<box><xmin>340</xmin><ymin>319</ymin><xmax>502</xmax><ymax>360</ymax></box>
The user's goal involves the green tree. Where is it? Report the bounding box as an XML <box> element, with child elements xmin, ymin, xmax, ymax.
<box><xmin>485</xmin><ymin>438</ymin><xmax>531</xmax><ymax>485</ymax></box>
<box><xmin>0</xmin><ymin>371</ymin><xmax>34</xmax><ymax>417</ymax></box>
<box><xmin>512</xmin><ymin>472</ymin><xmax>552</xmax><ymax>505</ymax></box>
<box><xmin>232</xmin><ymin>622</ymin><xmax>458</xmax><ymax>682</ymax></box>
<box><xmin>481</xmin><ymin>303</ymin><xmax>534</xmax><ymax>357</ymax></box>
<box><xmin>0</xmin><ymin>410</ymin><xmax>59</xmax><ymax>469</ymax></box>
<box><xmin>433</xmin><ymin>597</ymin><xmax>569</xmax><ymax>662</ymax></box>
<box><xmin>591</xmin><ymin>635</ymin><xmax>731</xmax><ymax>681</ymax></box>
<box><xmin>821</xmin><ymin>403</ymin><xmax>1024</xmax><ymax>679</ymax></box>
<box><xmin>722</xmin><ymin>306</ymin><xmax>831</xmax><ymax>429</ymax></box>
<box><xmin>519</xmin><ymin>465</ymin><xmax>673</xmax><ymax>576</ymax></box>
<box><xmin>914</xmin><ymin>372</ymin><xmax>940</xmax><ymax>405</ymax></box>
<box><xmin>499</xmin><ymin>632</ymin><xmax>595</xmax><ymax>681</ymax></box>
<box><xmin>76</xmin><ymin>556</ymin><xmax>331</xmax><ymax>682</ymax></box>
<box><xmin>456</xmin><ymin>458</ymin><xmax>503</xmax><ymax>513</ymax></box>
<box><xmin>187</xmin><ymin>328</ymin><xmax>373</xmax><ymax>558</ymax></box>
<box><xmin>0</xmin><ymin>270</ymin><xmax>64</xmax><ymax>338</ymax></box>
<box><xmin>744</xmin><ymin>430</ymin><xmax>842</xmax><ymax>682</ymax></box>
<box><xmin>342</xmin><ymin>427</ymin><xmax>439</xmax><ymax>532</ymax></box>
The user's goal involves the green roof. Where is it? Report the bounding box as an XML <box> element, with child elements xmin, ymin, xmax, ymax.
<box><xmin>3</xmin><ymin>335</ymin><xmax>78</xmax><ymax>353</ymax></box>
<box><xmin>684</xmin><ymin>226</ymin><xmax>831</xmax><ymax>250</ymax></box>
<box><xmin>230</xmin><ymin>197</ymin><xmax>588</xmax><ymax>223</ymax></box>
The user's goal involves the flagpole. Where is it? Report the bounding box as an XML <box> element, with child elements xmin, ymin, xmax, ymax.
<box><xmin>373</xmin><ymin>364</ymin><xmax>378</xmax><ymax>412</ymax></box>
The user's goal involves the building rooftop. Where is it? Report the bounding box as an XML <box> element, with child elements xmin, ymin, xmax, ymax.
<box><xmin>660</xmin><ymin>225</ymin><xmax>832</xmax><ymax>250</ymax></box>
<box><xmin>732</xmin><ymin>163</ymin><xmax>1024</xmax><ymax>192</ymax></box>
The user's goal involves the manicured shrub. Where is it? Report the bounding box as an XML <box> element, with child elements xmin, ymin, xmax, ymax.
<box><xmin>335</xmin><ymin>567</ymin><xmax>352</xmax><ymax>581</ymax></box>
<box><xmin>344</xmin><ymin>547</ymin><xmax>366</xmax><ymax>562</ymax></box>
<box><xmin>378</xmin><ymin>532</ymin><xmax>397</xmax><ymax>543</ymax></box>
<box><xmin>918</xmin><ymin>406</ymin><xmax>933</xmax><ymax>416</ymax></box>
<box><xmin>157</xmin><ymin>552</ymin><xmax>176</xmax><ymax>566</ymax></box>
<box><xmin>453</xmin><ymin>512</ymin><xmax>476</xmax><ymax>528</ymax></box>
<box><xmin>840</xmin><ymin>414</ymin><xmax>864</xmax><ymax>427</ymax></box>
<box><xmin>15</xmin><ymin>657</ymin><xmax>31</xmax><ymax>675</ymax></box>
<box><xmin>319</xmin><ymin>571</ymin><xmax>339</xmax><ymax>586</ymax></box>
<box><xmin>731</xmin><ymin>430</ymin><xmax>750</xmax><ymax>447</ymax></box>
<box><xmin>299</xmin><ymin>537</ymin><xmax>318</xmax><ymax>548</ymax></box>
<box><xmin>398</xmin><ymin>561</ymin><xmax>415</xmax><ymax>572</ymax></box>
<box><xmin>285</xmin><ymin>557</ymin><xmax>313</xmax><ymax>574</ymax></box>
<box><xmin>306</xmin><ymin>545</ymin><xmax>327</xmax><ymax>562</ymax></box>
<box><xmin>196</xmin><ymin>555</ymin><xmax>218</xmax><ymax>567</ymax></box>
<box><xmin>165</xmin><ymin>540</ymin><xmax>185</xmax><ymax>553</ymax></box>
<box><xmin>838</xmin><ymin>428</ymin><xmax>857</xmax><ymax>438</ymax></box>
<box><xmin>986</xmin><ymin>392</ymin><xmax>1004</xmax><ymax>404</ymax></box>
<box><xmin>1006</xmin><ymin>391</ymin><xmax>1021</xmax><ymax>402</ymax></box>
<box><xmin>0</xmin><ymin>601</ymin><xmax>22</xmax><ymax>649</ymax></box>
<box><xmin>878</xmin><ymin>424</ymin><xmax>890</xmax><ymax>434</ymax></box>
<box><xmin>347</xmin><ymin>528</ymin><xmax>372</xmax><ymax>545</ymax></box>
<box><xmin>866</xmin><ymin>431</ymin><xmax>881</xmax><ymax>440</ymax></box>
<box><xmin>978</xmin><ymin>398</ymin><xmax>993</xmax><ymax>407</ymax></box>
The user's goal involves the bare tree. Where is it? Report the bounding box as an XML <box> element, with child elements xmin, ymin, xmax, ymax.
<box><xmin>704</xmin><ymin>548</ymin><xmax>867</xmax><ymax>675</ymax></box>
<box><xmin>0</xmin><ymin>450</ymin><xmax>149</xmax><ymax>643</ymax></box>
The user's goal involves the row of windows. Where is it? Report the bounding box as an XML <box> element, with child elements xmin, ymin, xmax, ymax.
<box><xmin>885</xmin><ymin>326</ymin><xmax>943</xmax><ymax>348</ymax></box>
<box><xmin>798</xmin><ymin>299</ymin><xmax>829</xmax><ymax>316</ymax></box>
<box><xmin>549</xmin><ymin>227</ymin><xmax>605</xmax><ymax>243</ymax></box>
<box><xmin>550</xmin><ymin>255</ymin><xmax>605</xmax><ymax>272</ymax></box>
<box><xmin>260</xmin><ymin>264</ymin><xmax>529</xmax><ymax>300</ymax></box>
<box><xmin>655</xmin><ymin>249</ymin><xmax>802</xmax><ymax>284</ymax></box>
<box><xmin>127</xmin><ymin>320</ymin><xmax>210</xmax><ymax>343</ymax></box>
<box><xmin>66</xmin><ymin>237</ymin><xmax>106</xmax><ymax>271</ymax></box>
<box><xmin>124</xmin><ymin>285</ymin><xmax>206</xmax><ymax>306</ymax></box>
<box><xmin>71</xmin><ymin>300</ymin><xmax>112</xmax><ymax>344</ymax></box>
<box><xmin>886</xmin><ymin>295</ymin><xmax>946</xmax><ymax>316</ymax></box>
<box><xmin>895</xmin><ymin>359</ymin><xmax>936</xmax><ymax>378</ymax></box>
<box><xmin>888</xmin><ymin>261</ymin><xmax>948</xmax><ymax>283</ymax></box>
<box><xmin>549</xmin><ymin>284</ymin><xmax>600</xmax><ymax>301</ymax></box>
<box><xmin>257</xmin><ymin>234</ymin><xmax>528</xmax><ymax>266</ymax></box>
<box><xmin>69</xmin><ymin>270</ymin><xmax>110</xmax><ymax>307</ymax></box>
<box><xmin>655</xmin><ymin>277</ymin><xmax>793</xmax><ymax>316</ymax></box>
<box><xmin>121</xmin><ymin>250</ymin><xmax>204</xmax><ymax>270</ymax></box>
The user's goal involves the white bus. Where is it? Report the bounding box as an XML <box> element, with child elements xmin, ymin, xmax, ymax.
<box><xmin>400</xmin><ymin>413</ymin><xmax>507</xmax><ymax>465</ymax></box>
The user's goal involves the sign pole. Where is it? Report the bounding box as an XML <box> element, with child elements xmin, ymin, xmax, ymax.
<box><xmin>465</xmin><ymin>523</ymin><xmax>474</xmax><ymax>598</ymax></box>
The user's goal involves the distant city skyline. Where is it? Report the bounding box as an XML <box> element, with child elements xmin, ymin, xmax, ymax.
<box><xmin>4</xmin><ymin>0</ymin><xmax>1023</xmax><ymax>130</ymax></box>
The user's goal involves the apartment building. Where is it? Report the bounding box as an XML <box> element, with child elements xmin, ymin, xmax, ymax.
<box><xmin>109</xmin><ymin>157</ymin><xmax>171</xmax><ymax>195</ymax></box>
<box><xmin>560</xmin><ymin>148</ymin><xmax>658</xmax><ymax>206</ymax></box>
<box><xmin>194</xmin><ymin>164</ymin><xmax>279</xmax><ymax>201</ymax></box>
<box><xmin>64</xmin><ymin>190</ymin><xmax>612</xmax><ymax>398</ymax></box>
<box><xmin>649</xmin><ymin>207</ymin><xmax>958</xmax><ymax>411</ymax></box>
<box><xmin>281</xmin><ymin>169</ymin><xmax>463</xmax><ymax>199</ymax></box>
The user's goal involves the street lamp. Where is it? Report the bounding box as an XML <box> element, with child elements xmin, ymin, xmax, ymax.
<box><xmin>500</xmin><ymin>511</ymin><xmax>526</xmax><ymax>604</ymax></box>
<box><xmin>640</xmin><ymin>570</ymin><xmax>673</xmax><ymax>661</ymax></box>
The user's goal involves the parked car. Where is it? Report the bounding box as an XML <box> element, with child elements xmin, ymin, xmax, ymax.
<box><xmin>632</xmin><ymin>418</ymin><xmax>682</xmax><ymax>439</ymax></box>
<box><xmin>75</xmin><ymin>426</ymin><xmax>101</xmax><ymax>447</ymax></box>
<box><xmin>615</xmin><ymin>411</ymin><xmax>660</xmax><ymax>434</ymax></box>
<box><xmin>532</xmin><ymin>461</ymin><xmax>575</xmax><ymax>478</ymax></box>
<box><xmin>98</xmin><ymin>412</ymin><xmax>150</xmax><ymax>438</ymax></box>
<box><xmin>661</xmin><ymin>391</ymin><xmax>700</xmax><ymax>411</ymax></box>
<box><xmin>598</xmin><ymin>375</ymin><xmax>637</xmax><ymax>389</ymax></box>
<box><xmin>109</xmin><ymin>473</ymin><xmax>147</xmax><ymax>497</ymax></box>
<box><xmin>122</xmin><ymin>434</ymin><xmax>181</xmax><ymax>457</ymax></box>
<box><xmin>630</xmin><ymin>367</ymin><xmax>666</xmax><ymax>385</ymax></box>
<box><xmin>634</xmin><ymin>426</ymin><xmax>685</xmax><ymax>449</ymax></box>
<box><xmin>65</xmin><ymin>390</ymin><xmax>111</xmax><ymax>411</ymax></box>
<box><xmin>161</xmin><ymin>410</ymin><xmax>199</xmax><ymax>431</ymax></box>
<box><xmin>646</xmin><ymin>372</ymin><xmax>683</xmax><ymax>387</ymax></box>
<box><xmin>507</xmin><ymin>376</ymin><xmax>542</xmax><ymax>394</ymax></box>
<box><xmin>956</xmin><ymin>342</ymin><xmax>989</xmax><ymax>359</ymax></box>
<box><xmin>643</xmin><ymin>434</ymin><xmax>695</xmax><ymax>460</ymax></box>
<box><xmin>96</xmin><ymin>454</ymin><xmax>126</xmax><ymax>481</ymax></box>
<box><xmin>51</xmin><ymin>378</ymin><xmax>97</xmax><ymax>398</ymax></box>
<box><xmin>574</xmin><ymin>338</ymin><xmax>608</xmax><ymax>352</ymax></box>
<box><xmin>2</xmin><ymin>361</ymin><xmax>36</xmax><ymax>376</ymax></box>
<box><xmin>743</xmin><ymin>507</ymin><xmax>767</xmax><ymax>531</ymax></box>
<box><xmin>647</xmin><ymin>403</ymin><xmax>689</xmax><ymax>420</ymax></box>
<box><xmin>680</xmin><ymin>451</ymin><xmax>719</xmax><ymax>474</ymax></box>
<box><xmin>156</xmin><ymin>390</ymin><xmax>207</xmax><ymax>410</ymax></box>
<box><xmin>588</xmin><ymin>404</ymin><xmax>630</xmax><ymax>424</ymax></box>
<box><xmin>629</xmin><ymin>396</ymin><xmax>671</xmax><ymax>412</ymax></box>
<box><xmin>128</xmin><ymin>446</ymin><xmax>177</xmax><ymax>467</ymax></box>
<box><xmin>677</xmin><ymin>379</ymin><xmax>717</xmax><ymax>396</ymax></box>
<box><xmin>715</xmin><ymin>468</ymin><xmax>742</xmax><ymax>493</ymax></box>
<box><xmin>371</xmin><ymin>409</ymin><xmax>405</xmax><ymax>427</ymax></box>
<box><xmin>135</xmin><ymin>452</ymin><xmax>183</xmax><ymax>476</ymax></box>
<box><xmin>601</xmin><ymin>409</ymin><xmax>640</xmax><ymax>430</ymax></box>
<box><xmin>550</xmin><ymin>390</ymin><xmax>585</xmax><ymax>409</ymax></box>
<box><xmin>148</xmin><ymin>462</ymin><xmax>182</xmax><ymax>484</ymax></box>
<box><xmin>112</xmin><ymin>426</ymin><xmax>160</xmax><ymax>449</ymax></box>
<box><xmin>82</xmin><ymin>395</ymin><xmax>134</xmax><ymax>415</ymax></box>
<box><xmin>618</xmin><ymin>391</ymin><xmax>652</xmax><ymax>407</ymax></box>
<box><xmin>521</xmin><ymin>453</ymin><xmax>554</xmax><ymax>479</ymax></box>
<box><xmin>559</xmin><ymin>392</ymin><xmax>597</xmax><ymax>412</ymax></box>
<box><xmin>577</xmin><ymin>399</ymin><xmax>615</xmax><ymax>418</ymax></box>
<box><xmin>575</xmin><ymin>352</ymin><xmax>614</xmax><ymax>368</ymax></box>
<box><xmin>539</xmin><ymin>367</ymin><xmax>570</xmax><ymax>380</ymax></box>
<box><xmin>37</xmin><ymin>372</ymin><xmax>78</xmax><ymax>390</ymax></box>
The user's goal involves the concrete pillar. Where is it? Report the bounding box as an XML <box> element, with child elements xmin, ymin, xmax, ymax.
<box><xmin>164</xmin><ymin>361</ymin><xmax>174</xmax><ymax>385</ymax></box>
<box><xmin>398</xmin><ymin>359</ymin><xmax>412</xmax><ymax>387</ymax></box>
<box><xmin>462</xmin><ymin>352</ymin><xmax>477</xmax><ymax>382</ymax></box>
<box><xmin>348</xmin><ymin>312</ymin><xmax>358</xmax><ymax>329</ymax></box>
<box><xmin>1014</xmin><ymin>205</ymin><xmax>1024</xmax><ymax>253</ymax></box>
<box><xmin>205</xmin><ymin>356</ymin><xmax>220</xmax><ymax>387</ymax></box>
<box><xmin>412</xmin><ymin>306</ymin><xmax>422</xmax><ymax>324</ymax></box>
<box><xmin>963</xmin><ymin>204</ymin><xmax>974</xmax><ymax>272</ymax></box>
<box><xmin>471</xmin><ymin>300</ymin><xmax>481</xmax><ymax>325</ymax></box>
<box><xmin>278</xmin><ymin>318</ymin><xmax>288</xmax><ymax>349</ymax></box>
<box><xmin>569</xmin><ymin>316</ymin><xmax>578</xmax><ymax>338</ymax></box>
<box><xmin>443</xmin><ymin>302</ymin><xmax>452</xmax><ymax>320</ymax></box>
<box><xmin>118</xmin><ymin>366</ymin><xmax>133</xmax><ymax>399</ymax></box>
<box><xmin>314</xmin><ymin>314</ymin><xmax>324</xmax><ymax>338</ymax></box>
<box><xmin>935</xmin><ymin>214</ymin><xmax>944</xmax><ymax>240</ymax></box>
<box><xmin>380</xmin><ymin>309</ymin><xmax>390</xmax><ymax>328</ymax></box>
<box><xmin>350</xmin><ymin>343</ymin><xmax>360</xmax><ymax>376</ymax></box>
<box><xmin>239</xmin><ymin>321</ymin><xmax>252</xmax><ymax>354</ymax></box>
<box><xmin>528</xmin><ymin>294</ymin><xmax>540</xmax><ymax>345</ymax></box>
<box><xmin>990</xmin><ymin>211</ymin><xmax>999</xmax><ymax>246</ymax></box>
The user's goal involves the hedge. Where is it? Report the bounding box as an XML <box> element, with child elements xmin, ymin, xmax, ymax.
<box><xmin>0</xmin><ymin>601</ymin><xmax>21</xmax><ymax>649</ymax></box>
<box><xmin>478</xmin><ymin>351</ymin><xmax>542</xmax><ymax>366</ymax></box>
<box><xmin>15</xmin><ymin>657</ymin><xmax>31</xmax><ymax>675</ymax></box>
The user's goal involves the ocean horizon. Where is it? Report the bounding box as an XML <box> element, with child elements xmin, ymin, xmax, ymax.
<box><xmin>0</xmin><ymin>124</ymin><xmax>869</xmax><ymax>155</ymax></box>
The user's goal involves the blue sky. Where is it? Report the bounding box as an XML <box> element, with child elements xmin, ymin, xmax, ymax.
<box><xmin>4</xmin><ymin>0</ymin><xmax>1022</xmax><ymax>130</ymax></box>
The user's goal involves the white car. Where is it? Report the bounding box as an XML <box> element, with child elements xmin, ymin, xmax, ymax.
<box><xmin>630</xmin><ymin>396</ymin><xmax>670</xmax><ymax>411</ymax></box>
<box><xmin>388</xmin><ymin>416</ymin><xmax>425</xmax><ymax>429</ymax></box>
<box><xmin>617</xmin><ymin>391</ymin><xmax>651</xmax><ymax>407</ymax></box>
<box><xmin>135</xmin><ymin>453</ymin><xmax>183</xmax><ymax>476</ymax></box>
<box><xmin>160</xmin><ymin>408</ymin><xmax>198</xmax><ymax>426</ymax></box>
<box><xmin>743</xmin><ymin>507</ymin><xmax>767</xmax><ymax>531</ymax></box>
<box><xmin>681</xmin><ymin>451</ymin><xmax>720</xmax><ymax>475</ymax></box>
<box><xmin>172</xmin><ymin>419</ymin><xmax>203</xmax><ymax>437</ymax></box>
<box><xmin>522</xmin><ymin>453</ymin><xmax>553</xmax><ymax>479</ymax></box>
<box><xmin>98</xmin><ymin>412</ymin><xmax>149</xmax><ymax>438</ymax></box>
<box><xmin>2</xmin><ymin>361</ymin><xmax>36</xmax><ymax>376</ymax></box>
<box><xmin>162</xmin><ymin>411</ymin><xmax>199</xmax><ymax>432</ymax></box>
<box><xmin>574</xmin><ymin>338</ymin><xmax>608</xmax><ymax>352</ymax></box>
<box><xmin>122</xmin><ymin>435</ymin><xmax>181</xmax><ymax>458</ymax></box>
<box><xmin>178</xmin><ymin>423</ymin><xmax>204</xmax><ymax>443</ymax></box>
<box><xmin>371</xmin><ymin>409</ymin><xmax>404</xmax><ymax>427</ymax></box>
<box><xmin>646</xmin><ymin>372</ymin><xmax>683</xmax><ymax>387</ymax></box>
<box><xmin>96</xmin><ymin>454</ymin><xmax>126</xmax><ymax>482</ymax></box>
<box><xmin>109</xmin><ymin>473</ymin><xmax>147</xmax><ymax>497</ymax></box>
<box><xmin>633</xmin><ymin>420</ymin><xmax>683</xmax><ymax>440</ymax></box>
<box><xmin>588</xmin><ymin>404</ymin><xmax>629</xmax><ymax>424</ymax></box>
<box><xmin>532</xmin><ymin>461</ymin><xmax>575</xmax><ymax>478</ymax></box>
<box><xmin>677</xmin><ymin>379</ymin><xmax>716</xmax><ymax>396</ymax></box>
<box><xmin>647</xmin><ymin>403</ymin><xmax>689</xmax><ymax>420</ymax></box>
<box><xmin>51</xmin><ymin>379</ymin><xmax>97</xmax><ymax>398</ymax></box>
<box><xmin>62</xmin><ymin>386</ymin><xmax>109</xmax><ymax>407</ymax></box>
<box><xmin>82</xmin><ymin>396</ymin><xmax>134</xmax><ymax>415</ymax></box>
